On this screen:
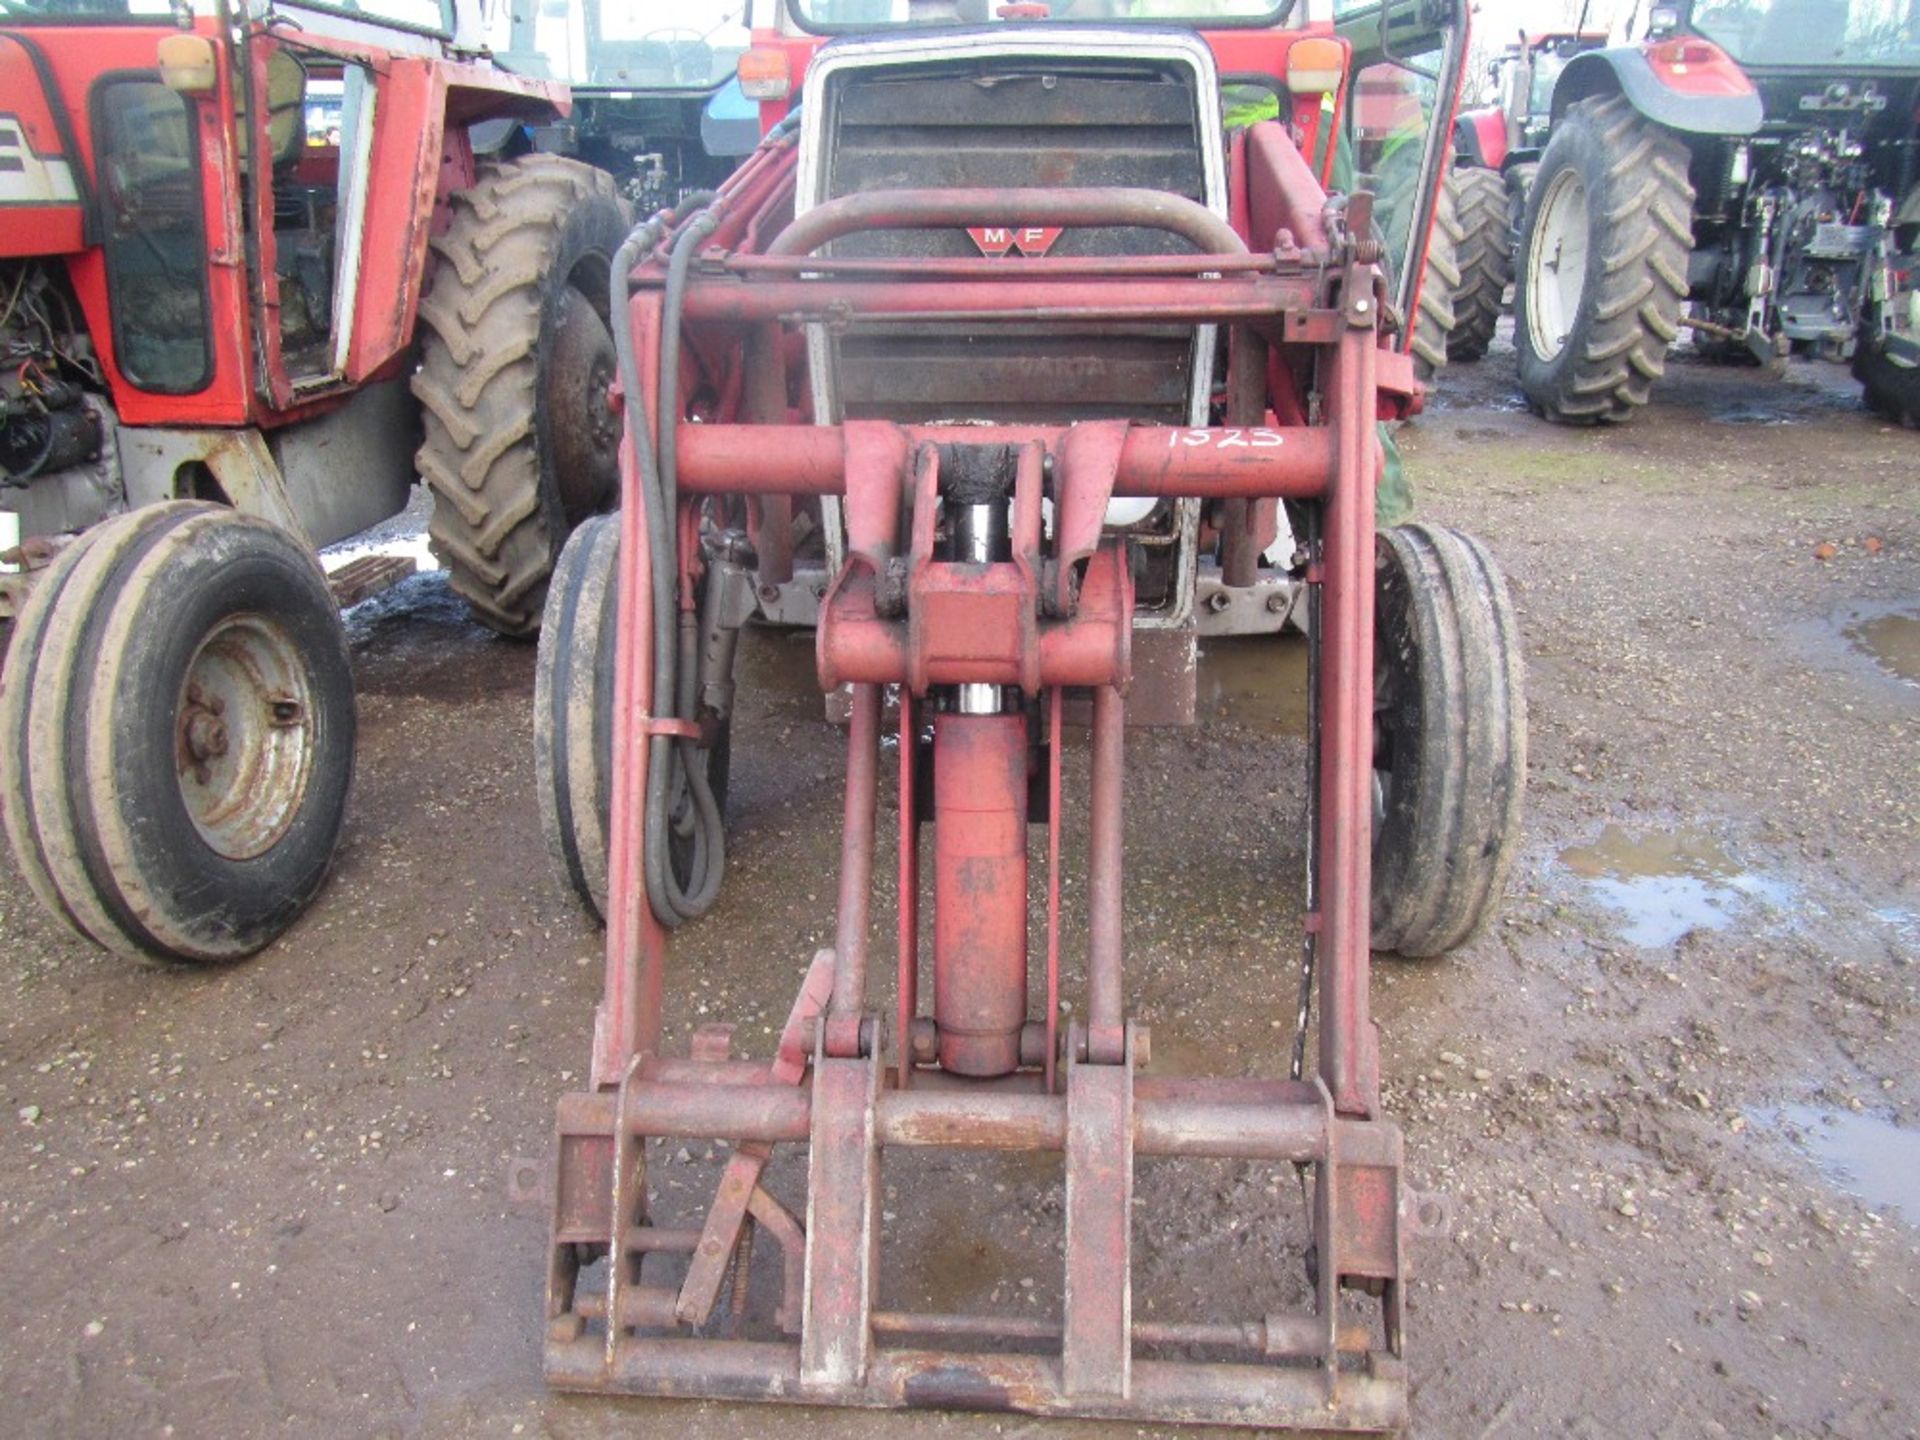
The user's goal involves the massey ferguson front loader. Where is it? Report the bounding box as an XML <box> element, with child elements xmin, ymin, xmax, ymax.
<box><xmin>529</xmin><ymin>0</ymin><xmax>1525</xmax><ymax>1429</ymax></box>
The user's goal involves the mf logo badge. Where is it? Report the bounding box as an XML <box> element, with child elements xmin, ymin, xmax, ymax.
<box><xmin>966</xmin><ymin>225</ymin><xmax>1064</xmax><ymax>257</ymax></box>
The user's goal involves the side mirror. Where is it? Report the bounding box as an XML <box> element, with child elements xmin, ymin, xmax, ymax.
<box><xmin>159</xmin><ymin>33</ymin><xmax>218</xmax><ymax>97</ymax></box>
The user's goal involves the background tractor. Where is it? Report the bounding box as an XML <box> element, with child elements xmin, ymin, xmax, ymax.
<box><xmin>530</xmin><ymin>0</ymin><xmax>1525</xmax><ymax>1430</ymax></box>
<box><xmin>1508</xmin><ymin>0</ymin><xmax>1920</xmax><ymax>423</ymax></box>
<box><xmin>0</xmin><ymin>0</ymin><xmax>697</xmax><ymax>966</ymax></box>
<box><xmin>1441</xmin><ymin>27</ymin><xmax>1610</xmax><ymax>361</ymax></box>
<box><xmin>483</xmin><ymin>0</ymin><xmax>763</xmax><ymax>218</ymax></box>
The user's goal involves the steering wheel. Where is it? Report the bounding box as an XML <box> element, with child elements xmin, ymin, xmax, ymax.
<box><xmin>639</xmin><ymin>27</ymin><xmax>713</xmax><ymax>87</ymax></box>
<box><xmin>637</xmin><ymin>27</ymin><xmax>714</xmax><ymax>86</ymax></box>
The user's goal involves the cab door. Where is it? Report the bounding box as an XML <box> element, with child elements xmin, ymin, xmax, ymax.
<box><xmin>235</xmin><ymin>0</ymin><xmax>452</xmax><ymax>409</ymax></box>
<box><xmin>237</xmin><ymin>29</ymin><xmax>380</xmax><ymax>404</ymax></box>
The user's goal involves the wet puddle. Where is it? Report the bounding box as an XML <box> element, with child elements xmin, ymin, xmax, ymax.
<box><xmin>1197</xmin><ymin>635</ymin><xmax>1309</xmax><ymax>736</ymax></box>
<box><xmin>1710</xmin><ymin>401</ymin><xmax>1795</xmax><ymax>425</ymax></box>
<box><xmin>1558</xmin><ymin>825</ymin><xmax>1790</xmax><ymax>948</ymax></box>
<box><xmin>1840</xmin><ymin>602</ymin><xmax>1920</xmax><ymax>687</ymax></box>
<box><xmin>1763</xmin><ymin>1105</ymin><xmax>1920</xmax><ymax>1225</ymax></box>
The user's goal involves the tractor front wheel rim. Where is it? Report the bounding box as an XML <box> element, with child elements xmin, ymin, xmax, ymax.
<box><xmin>176</xmin><ymin>615</ymin><xmax>316</xmax><ymax>861</ymax></box>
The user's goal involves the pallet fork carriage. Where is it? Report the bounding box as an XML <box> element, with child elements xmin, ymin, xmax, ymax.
<box><xmin>533</xmin><ymin>9</ymin><xmax>1518</xmax><ymax>1431</ymax></box>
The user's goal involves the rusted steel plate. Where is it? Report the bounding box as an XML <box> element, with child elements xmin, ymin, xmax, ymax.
<box><xmin>1063</xmin><ymin>1057</ymin><xmax>1133</xmax><ymax>1400</ymax></box>
<box><xmin>677</xmin><ymin>951</ymin><xmax>837</xmax><ymax>1325</ymax></box>
<box><xmin>546</xmin><ymin>1335</ymin><xmax>1406</xmax><ymax>1430</ymax></box>
<box><xmin>800</xmin><ymin>1052</ymin><xmax>880</xmax><ymax>1389</ymax></box>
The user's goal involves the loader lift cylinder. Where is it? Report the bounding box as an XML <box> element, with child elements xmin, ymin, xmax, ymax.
<box><xmin>933</xmin><ymin>488</ymin><xmax>1030</xmax><ymax>1078</ymax></box>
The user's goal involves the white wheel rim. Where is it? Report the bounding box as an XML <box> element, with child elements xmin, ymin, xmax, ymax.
<box><xmin>1526</xmin><ymin>167</ymin><xmax>1590</xmax><ymax>363</ymax></box>
<box><xmin>176</xmin><ymin>615</ymin><xmax>316</xmax><ymax>861</ymax></box>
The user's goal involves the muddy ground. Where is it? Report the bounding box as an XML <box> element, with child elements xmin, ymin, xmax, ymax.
<box><xmin>1</xmin><ymin>334</ymin><xmax>1916</xmax><ymax>1439</ymax></box>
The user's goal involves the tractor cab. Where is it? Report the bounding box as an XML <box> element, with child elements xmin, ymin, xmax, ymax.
<box><xmin>0</xmin><ymin>0</ymin><xmax>563</xmax><ymax>548</ymax></box>
<box><xmin>485</xmin><ymin>0</ymin><xmax>759</xmax><ymax>217</ymax></box>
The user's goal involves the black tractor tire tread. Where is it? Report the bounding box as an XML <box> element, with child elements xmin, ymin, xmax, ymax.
<box><xmin>15</xmin><ymin>505</ymin><xmax>207</xmax><ymax>958</ymax></box>
<box><xmin>1515</xmin><ymin>94</ymin><xmax>1695</xmax><ymax>424</ymax></box>
<box><xmin>535</xmin><ymin>513</ymin><xmax>620</xmax><ymax>920</ymax></box>
<box><xmin>1444</xmin><ymin>167</ymin><xmax>1512</xmax><ymax>362</ymax></box>
<box><xmin>1412</xmin><ymin>173</ymin><xmax>1464</xmax><ymax>384</ymax></box>
<box><xmin>1854</xmin><ymin>343</ymin><xmax>1920</xmax><ymax>427</ymax></box>
<box><xmin>8</xmin><ymin>504</ymin><xmax>355</xmax><ymax>965</ymax></box>
<box><xmin>1372</xmin><ymin>524</ymin><xmax>1527</xmax><ymax>958</ymax></box>
<box><xmin>413</xmin><ymin>155</ymin><xmax>626</xmax><ymax>636</ymax></box>
<box><xmin>0</xmin><ymin>524</ymin><xmax>111</xmax><ymax>942</ymax></box>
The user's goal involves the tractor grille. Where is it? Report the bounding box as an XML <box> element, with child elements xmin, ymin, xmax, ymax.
<box><xmin>810</xmin><ymin>56</ymin><xmax>1213</xmax><ymax>425</ymax></box>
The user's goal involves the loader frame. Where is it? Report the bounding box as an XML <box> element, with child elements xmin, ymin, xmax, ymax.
<box><xmin>537</xmin><ymin>95</ymin><xmax>1442</xmax><ymax>1426</ymax></box>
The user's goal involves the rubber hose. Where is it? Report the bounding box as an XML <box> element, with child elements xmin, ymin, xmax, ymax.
<box><xmin>608</xmin><ymin>212</ymin><xmax>719</xmax><ymax>927</ymax></box>
<box><xmin>640</xmin><ymin>206</ymin><xmax>728</xmax><ymax>924</ymax></box>
<box><xmin>609</xmin><ymin>201</ymin><xmax>730</xmax><ymax>926</ymax></box>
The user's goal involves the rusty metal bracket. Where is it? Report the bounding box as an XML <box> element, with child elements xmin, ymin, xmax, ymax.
<box><xmin>799</xmin><ymin>1036</ymin><xmax>882</xmax><ymax>1391</ymax></box>
<box><xmin>674</xmin><ymin>951</ymin><xmax>835</xmax><ymax>1326</ymax></box>
<box><xmin>1061</xmin><ymin>1027</ymin><xmax>1136</xmax><ymax>1400</ymax></box>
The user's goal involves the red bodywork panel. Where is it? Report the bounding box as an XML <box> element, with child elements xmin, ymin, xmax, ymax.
<box><xmin>0</xmin><ymin>35</ymin><xmax>87</xmax><ymax>256</ymax></box>
<box><xmin>0</xmin><ymin>19</ymin><xmax>564</xmax><ymax>430</ymax></box>
<box><xmin>1459</xmin><ymin>104</ymin><xmax>1509</xmax><ymax>169</ymax></box>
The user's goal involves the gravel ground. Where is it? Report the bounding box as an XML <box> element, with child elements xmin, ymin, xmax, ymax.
<box><xmin>1</xmin><ymin>334</ymin><xmax>1915</xmax><ymax>1439</ymax></box>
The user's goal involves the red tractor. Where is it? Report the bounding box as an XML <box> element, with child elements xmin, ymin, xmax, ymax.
<box><xmin>0</xmin><ymin>0</ymin><xmax>644</xmax><ymax>964</ymax></box>
<box><xmin>1442</xmin><ymin>29</ymin><xmax>1610</xmax><ymax>360</ymax></box>
<box><xmin>529</xmin><ymin>0</ymin><xmax>1525</xmax><ymax>1430</ymax></box>
<box><xmin>1508</xmin><ymin>1</ymin><xmax>1920</xmax><ymax>423</ymax></box>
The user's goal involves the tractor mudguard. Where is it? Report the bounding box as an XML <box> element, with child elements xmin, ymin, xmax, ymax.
<box><xmin>1453</xmin><ymin>108</ymin><xmax>1508</xmax><ymax>171</ymax></box>
<box><xmin>1550</xmin><ymin>43</ymin><xmax>1763</xmax><ymax>137</ymax></box>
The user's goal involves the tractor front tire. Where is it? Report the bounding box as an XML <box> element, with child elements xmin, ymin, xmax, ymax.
<box><xmin>1514</xmin><ymin>94</ymin><xmax>1694</xmax><ymax>424</ymax></box>
<box><xmin>0</xmin><ymin>503</ymin><xmax>354</xmax><ymax>964</ymax></box>
<box><xmin>414</xmin><ymin>155</ymin><xmax>629</xmax><ymax>637</ymax></box>
<box><xmin>1371</xmin><ymin>524</ymin><xmax>1526</xmax><ymax>958</ymax></box>
<box><xmin>1444</xmin><ymin>167</ymin><xmax>1512</xmax><ymax>362</ymax></box>
<box><xmin>535</xmin><ymin>515</ymin><xmax>731</xmax><ymax>921</ymax></box>
<box><xmin>535</xmin><ymin>514</ymin><xmax>620</xmax><ymax>919</ymax></box>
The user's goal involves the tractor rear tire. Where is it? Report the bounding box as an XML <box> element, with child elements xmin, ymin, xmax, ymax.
<box><xmin>414</xmin><ymin>155</ymin><xmax>629</xmax><ymax>637</ymax></box>
<box><xmin>1411</xmin><ymin>173</ymin><xmax>1463</xmax><ymax>386</ymax></box>
<box><xmin>1514</xmin><ymin>94</ymin><xmax>1694</xmax><ymax>424</ymax></box>
<box><xmin>1371</xmin><ymin>524</ymin><xmax>1525</xmax><ymax>958</ymax></box>
<box><xmin>0</xmin><ymin>503</ymin><xmax>354</xmax><ymax>964</ymax></box>
<box><xmin>1854</xmin><ymin>338</ymin><xmax>1920</xmax><ymax>427</ymax></box>
<box><xmin>1444</xmin><ymin>167</ymin><xmax>1512</xmax><ymax>362</ymax></box>
<box><xmin>535</xmin><ymin>515</ymin><xmax>731</xmax><ymax>922</ymax></box>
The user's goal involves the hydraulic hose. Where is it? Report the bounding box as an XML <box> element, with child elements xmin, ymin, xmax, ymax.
<box><xmin>607</xmin><ymin>193</ymin><xmax>728</xmax><ymax>928</ymax></box>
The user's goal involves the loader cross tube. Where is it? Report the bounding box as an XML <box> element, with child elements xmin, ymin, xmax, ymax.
<box><xmin>551</xmin><ymin>148</ymin><xmax>1412</xmax><ymax>1430</ymax></box>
